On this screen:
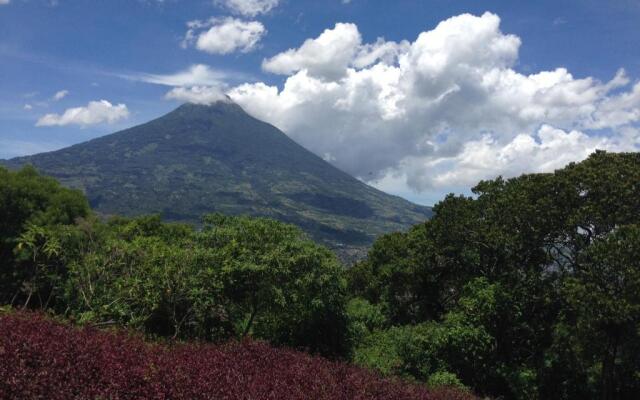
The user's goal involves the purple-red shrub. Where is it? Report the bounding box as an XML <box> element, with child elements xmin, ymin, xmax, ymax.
<box><xmin>0</xmin><ymin>312</ymin><xmax>476</xmax><ymax>400</ymax></box>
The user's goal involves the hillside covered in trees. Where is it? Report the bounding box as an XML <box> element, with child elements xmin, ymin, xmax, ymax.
<box><xmin>1</xmin><ymin>101</ymin><xmax>431</xmax><ymax>258</ymax></box>
<box><xmin>1</xmin><ymin>150</ymin><xmax>639</xmax><ymax>399</ymax></box>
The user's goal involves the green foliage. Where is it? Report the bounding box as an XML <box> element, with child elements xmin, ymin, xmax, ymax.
<box><xmin>353</xmin><ymin>283</ymin><xmax>497</xmax><ymax>388</ymax></box>
<box><xmin>348</xmin><ymin>225</ymin><xmax>458</xmax><ymax>324</ymax></box>
<box><xmin>0</xmin><ymin>166</ymin><xmax>89</xmax><ymax>308</ymax></box>
<box><xmin>346</xmin><ymin>297</ymin><xmax>387</xmax><ymax>345</ymax></box>
<box><xmin>57</xmin><ymin>214</ymin><xmax>350</xmax><ymax>356</ymax></box>
<box><xmin>198</xmin><ymin>214</ymin><xmax>350</xmax><ymax>355</ymax></box>
<box><xmin>427</xmin><ymin>371</ymin><xmax>467</xmax><ymax>390</ymax></box>
<box><xmin>348</xmin><ymin>151</ymin><xmax>640</xmax><ymax>399</ymax></box>
<box><xmin>352</xmin><ymin>326</ymin><xmax>406</xmax><ymax>376</ymax></box>
<box><xmin>554</xmin><ymin>224</ymin><xmax>640</xmax><ymax>399</ymax></box>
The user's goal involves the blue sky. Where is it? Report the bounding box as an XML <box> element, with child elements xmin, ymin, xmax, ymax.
<box><xmin>1</xmin><ymin>0</ymin><xmax>639</xmax><ymax>205</ymax></box>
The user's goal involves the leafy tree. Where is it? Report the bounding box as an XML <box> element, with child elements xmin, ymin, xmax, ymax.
<box><xmin>60</xmin><ymin>214</ymin><xmax>350</xmax><ymax>356</ymax></box>
<box><xmin>346</xmin><ymin>297</ymin><xmax>387</xmax><ymax>347</ymax></box>
<box><xmin>560</xmin><ymin>225</ymin><xmax>640</xmax><ymax>400</ymax></box>
<box><xmin>353</xmin><ymin>279</ymin><xmax>499</xmax><ymax>395</ymax></box>
<box><xmin>0</xmin><ymin>166</ymin><xmax>89</xmax><ymax>307</ymax></box>
<box><xmin>199</xmin><ymin>214</ymin><xmax>349</xmax><ymax>356</ymax></box>
<box><xmin>348</xmin><ymin>151</ymin><xmax>640</xmax><ymax>399</ymax></box>
<box><xmin>427</xmin><ymin>371</ymin><xmax>468</xmax><ymax>391</ymax></box>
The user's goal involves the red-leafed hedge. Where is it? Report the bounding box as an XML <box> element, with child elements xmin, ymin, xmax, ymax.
<box><xmin>0</xmin><ymin>312</ymin><xmax>476</xmax><ymax>400</ymax></box>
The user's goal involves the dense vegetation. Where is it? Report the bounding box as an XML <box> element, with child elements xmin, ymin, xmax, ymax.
<box><xmin>0</xmin><ymin>165</ymin><xmax>349</xmax><ymax>356</ymax></box>
<box><xmin>347</xmin><ymin>151</ymin><xmax>640</xmax><ymax>399</ymax></box>
<box><xmin>0</xmin><ymin>312</ymin><xmax>476</xmax><ymax>400</ymax></box>
<box><xmin>1</xmin><ymin>101</ymin><xmax>431</xmax><ymax>260</ymax></box>
<box><xmin>2</xmin><ymin>150</ymin><xmax>639</xmax><ymax>399</ymax></box>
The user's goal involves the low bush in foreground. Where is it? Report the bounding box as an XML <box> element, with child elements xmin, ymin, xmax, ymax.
<box><xmin>0</xmin><ymin>312</ymin><xmax>476</xmax><ymax>400</ymax></box>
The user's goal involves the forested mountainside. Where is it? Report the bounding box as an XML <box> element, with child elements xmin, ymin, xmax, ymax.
<box><xmin>1</xmin><ymin>101</ymin><xmax>431</xmax><ymax>258</ymax></box>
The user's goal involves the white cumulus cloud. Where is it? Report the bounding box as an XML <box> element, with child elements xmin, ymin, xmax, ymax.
<box><xmin>0</xmin><ymin>0</ymin><xmax>10</xmax><ymax>5</ymax></box>
<box><xmin>36</xmin><ymin>100</ymin><xmax>129</xmax><ymax>127</ymax></box>
<box><xmin>228</xmin><ymin>12</ymin><xmax>640</xmax><ymax>200</ymax></box>
<box><xmin>184</xmin><ymin>17</ymin><xmax>265</xmax><ymax>54</ymax></box>
<box><xmin>262</xmin><ymin>23</ymin><xmax>362</xmax><ymax>81</ymax></box>
<box><xmin>217</xmin><ymin>0</ymin><xmax>279</xmax><ymax>16</ymax></box>
<box><xmin>416</xmin><ymin>125</ymin><xmax>635</xmax><ymax>190</ymax></box>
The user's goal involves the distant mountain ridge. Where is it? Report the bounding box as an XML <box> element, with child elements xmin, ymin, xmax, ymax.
<box><xmin>2</xmin><ymin>101</ymin><xmax>432</xmax><ymax>256</ymax></box>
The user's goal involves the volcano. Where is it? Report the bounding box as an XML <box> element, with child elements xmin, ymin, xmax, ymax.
<box><xmin>2</xmin><ymin>100</ymin><xmax>431</xmax><ymax>257</ymax></box>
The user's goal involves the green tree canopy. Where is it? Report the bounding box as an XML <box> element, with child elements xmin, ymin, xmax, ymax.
<box><xmin>0</xmin><ymin>166</ymin><xmax>89</xmax><ymax>307</ymax></box>
<box><xmin>349</xmin><ymin>151</ymin><xmax>640</xmax><ymax>399</ymax></box>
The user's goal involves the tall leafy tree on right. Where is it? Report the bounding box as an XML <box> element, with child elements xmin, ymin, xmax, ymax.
<box><xmin>348</xmin><ymin>151</ymin><xmax>640</xmax><ymax>400</ymax></box>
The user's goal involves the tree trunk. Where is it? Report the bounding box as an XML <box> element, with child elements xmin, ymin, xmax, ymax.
<box><xmin>23</xmin><ymin>290</ymin><xmax>33</xmax><ymax>309</ymax></box>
